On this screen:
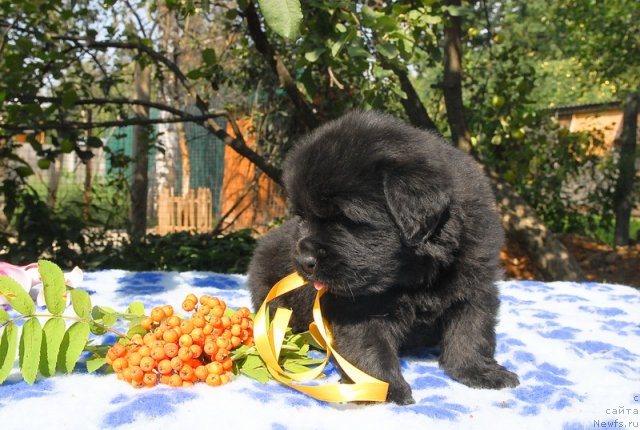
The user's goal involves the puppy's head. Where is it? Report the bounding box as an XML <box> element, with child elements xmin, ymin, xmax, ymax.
<box><xmin>282</xmin><ymin>111</ymin><xmax>453</xmax><ymax>298</ymax></box>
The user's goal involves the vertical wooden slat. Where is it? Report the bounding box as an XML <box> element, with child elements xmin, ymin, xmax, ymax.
<box><xmin>156</xmin><ymin>187</ymin><xmax>213</xmax><ymax>235</ymax></box>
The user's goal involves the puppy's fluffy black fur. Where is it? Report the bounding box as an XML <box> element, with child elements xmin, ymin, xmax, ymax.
<box><xmin>247</xmin><ymin>111</ymin><xmax>519</xmax><ymax>404</ymax></box>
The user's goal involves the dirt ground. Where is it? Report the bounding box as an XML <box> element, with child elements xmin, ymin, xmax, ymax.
<box><xmin>501</xmin><ymin>233</ymin><xmax>640</xmax><ymax>288</ymax></box>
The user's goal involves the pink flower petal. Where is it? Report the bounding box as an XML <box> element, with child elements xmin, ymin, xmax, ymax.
<box><xmin>0</xmin><ymin>262</ymin><xmax>32</xmax><ymax>292</ymax></box>
<box><xmin>64</xmin><ymin>267</ymin><xmax>84</xmax><ymax>288</ymax></box>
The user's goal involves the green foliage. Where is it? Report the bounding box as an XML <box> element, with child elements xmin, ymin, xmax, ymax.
<box><xmin>231</xmin><ymin>329</ymin><xmax>324</xmax><ymax>384</ymax></box>
<box><xmin>93</xmin><ymin>230</ymin><xmax>257</xmax><ymax>273</ymax></box>
<box><xmin>257</xmin><ymin>0</ymin><xmax>303</xmax><ymax>40</ymax></box>
<box><xmin>0</xmin><ymin>260</ymin><xmax>146</xmax><ymax>384</ymax></box>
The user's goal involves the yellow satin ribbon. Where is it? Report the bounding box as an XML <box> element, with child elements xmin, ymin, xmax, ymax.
<box><xmin>254</xmin><ymin>272</ymin><xmax>389</xmax><ymax>403</ymax></box>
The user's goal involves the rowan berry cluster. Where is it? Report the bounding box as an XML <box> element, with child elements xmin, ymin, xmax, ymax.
<box><xmin>105</xmin><ymin>294</ymin><xmax>254</xmax><ymax>388</ymax></box>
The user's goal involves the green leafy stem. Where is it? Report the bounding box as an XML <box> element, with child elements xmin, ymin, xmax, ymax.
<box><xmin>0</xmin><ymin>260</ymin><xmax>145</xmax><ymax>384</ymax></box>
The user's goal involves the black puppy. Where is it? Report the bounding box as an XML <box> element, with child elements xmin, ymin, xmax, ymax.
<box><xmin>247</xmin><ymin>111</ymin><xmax>519</xmax><ymax>404</ymax></box>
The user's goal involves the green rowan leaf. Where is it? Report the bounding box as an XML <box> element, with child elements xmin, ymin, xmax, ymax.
<box><xmin>39</xmin><ymin>317</ymin><xmax>66</xmax><ymax>377</ymax></box>
<box><xmin>126</xmin><ymin>301</ymin><xmax>145</xmax><ymax>317</ymax></box>
<box><xmin>0</xmin><ymin>322</ymin><xmax>19</xmax><ymax>384</ymax></box>
<box><xmin>126</xmin><ymin>324</ymin><xmax>146</xmax><ymax>338</ymax></box>
<box><xmin>19</xmin><ymin>317</ymin><xmax>42</xmax><ymax>384</ymax></box>
<box><xmin>86</xmin><ymin>356</ymin><xmax>106</xmax><ymax>373</ymax></box>
<box><xmin>0</xmin><ymin>276</ymin><xmax>35</xmax><ymax>315</ymax></box>
<box><xmin>57</xmin><ymin>322</ymin><xmax>90</xmax><ymax>373</ymax></box>
<box><xmin>38</xmin><ymin>260</ymin><xmax>67</xmax><ymax>315</ymax></box>
<box><xmin>257</xmin><ymin>0</ymin><xmax>302</xmax><ymax>40</ymax></box>
<box><xmin>70</xmin><ymin>289</ymin><xmax>91</xmax><ymax>319</ymax></box>
<box><xmin>240</xmin><ymin>366</ymin><xmax>270</xmax><ymax>384</ymax></box>
<box><xmin>0</xmin><ymin>308</ymin><xmax>9</xmax><ymax>324</ymax></box>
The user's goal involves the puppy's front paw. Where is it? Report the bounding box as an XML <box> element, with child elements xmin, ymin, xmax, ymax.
<box><xmin>445</xmin><ymin>363</ymin><xmax>519</xmax><ymax>390</ymax></box>
<box><xmin>387</xmin><ymin>379</ymin><xmax>416</xmax><ymax>405</ymax></box>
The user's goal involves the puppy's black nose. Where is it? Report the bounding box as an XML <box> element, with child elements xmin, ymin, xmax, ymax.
<box><xmin>296</xmin><ymin>238</ymin><xmax>320</xmax><ymax>275</ymax></box>
<box><xmin>298</xmin><ymin>254</ymin><xmax>317</xmax><ymax>275</ymax></box>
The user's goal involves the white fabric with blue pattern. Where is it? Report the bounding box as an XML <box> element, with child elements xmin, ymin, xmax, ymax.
<box><xmin>1</xmin><ymin>270</ymin><xmax>639</xmax><ymax>430</ymax></box>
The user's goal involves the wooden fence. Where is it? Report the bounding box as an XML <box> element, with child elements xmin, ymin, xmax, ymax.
<box><xmin>156</xmin><ymin>187</ymin><xmax>213</xmax><ymax>235</ymax></box>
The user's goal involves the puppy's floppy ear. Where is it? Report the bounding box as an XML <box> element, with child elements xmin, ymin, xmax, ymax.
<box><xmin>383</xmin><ymin>169</ymin><xmax>450</xmax><ymax>255</ymax></box>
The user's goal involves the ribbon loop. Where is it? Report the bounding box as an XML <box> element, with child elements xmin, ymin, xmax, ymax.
<box><xmin>253</xmin><ymin>273</ymin><xmax>389</xmax><ymax>403</ymax></box>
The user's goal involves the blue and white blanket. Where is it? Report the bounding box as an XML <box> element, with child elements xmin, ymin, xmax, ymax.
<box><xmin>1</xmin><ymin>271</ymin><xmax>639</xmax><ymax>430</ymax></box>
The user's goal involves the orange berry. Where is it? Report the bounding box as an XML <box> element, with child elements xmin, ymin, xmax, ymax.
<box><xmin>151</xmin><ymin>307</ymin><xmax>165</xmax><ymax>323</ymax></box>
<box><xmin>169</xmin><ymin>374</ymin><xmax>183</xmax><ymax>387</ymax></box>
<box><xmin>198</xmin><ymin>305</ymin><xmax>211</xmax><ymax>315</ymax></box>
<box><xmin>220</xmin><ymin>316</ymin><xmax>231</xmax><ymax>329</ymax></box>
<box><xmin>203</xmin><ymin>324</ymin><xmax>214</xmax><ymax>335</ymax></box>
<box><xmin>178</xmin><ymin>346</ymin><xmax>193</xmax><ymax>362</ymax></box>
<box><xmin>110</xmin><ymin>343</ymin><xmax>127</xmax><ymax>358</ymax></box>
<box><xmin>141</xmin><ymin>318</ymin><xmax>153</xmax><ymax>331</ymax></box>
<box><xmin>237</xmin><ymin>307</ymin><xmax>250</xmax><ymax>317</ymax></box>
<box><xmin>121</xmin><ymin>367</ymin><xmax>132</xmax><ymax>382</ymax></box>
<box><xmin>220</xmin><ymin>372</ymin><xmax>231</xmax><ymax>385</ymax></box>
<box><xmin>204</xmin><ymin>342</ymin><xmax>218</xmax><ymax>357</ymax></box>
<box><xmin>112</xmin><ymin>357</ymin><xmax>128</xmax><ymax>372</ymax></box>
<box><xmin>182</xmin><ymin>300</ymin><xmax>196</xmax><ymax>312</ymax></box>
<box><xmin>190</xmin><ymin>328</ymin><xmax>204</xmax><ymax>344</ymax></box>
<box><xmin>215</xmin><ymin>337</ymin><xmax>229</xmax><ymax>350</ymax></box>
<box><xmin>162</xmin><ymin>329</ymin><xmax>179</xmax><ymax>343</ymax></box>
<box><xmin>209</xmin><ymin>316</ymin><xmax>222</xmax><ymax>329</ymax></box>
<box><xmin>128</xmin><ymin>352</ymin><xmax>142</xmax><ymax>367</ymax></box>
<box><xmin>189</xmin><ymin>344</ymin><xmax>203</xmax><ymax>359</ymax></box>
<box><xmin>192</xmin><ymin>314</ymin><xmax>206</xmax><ymax>328</ymax></box>
<box><xmin>230</xmin><ymin>336</ymin><xmax>242</xmax><ymax>348</ymax></box>
<box><xmin>157</xmin><ymin>359</ymin><xmax>173</xmax><ymax>375</ymax></box>
<box><xmin>182</xmin><ymin>381</ymin><xmax>194</xmax><ymax>388</ymax></box>
<box><xmin>211</xmin><ymin>306</ymin><xmax>224</xmax><ymax>318</ymax></box>
<box><xmin>206</xmin><ymin>361</ymin><xmax>224</xmax><ymax>375</ymax></box>
<box><xmin>214</xmin><ymin>349</ymin><xmax>229</xmax><ymax>363</ymax></box>
<box><xmin>131</xmin><ymin>379</ymin><xmax>145</xmax><ymax>389</ymax></box>
<box><xmin>138</xmin><ymin>345</ymin><xmax>151</xmax><ymax>357</ymax></box>
<box><xmin>143</xmin><ymin>372</ymin><xmax>158</xmax><ymax>387</ymax></box>
<box><xmin>222</xmin><ymin>358</ymin><xmax>233</xmax><ymax>371</ymax></box>
<box><xmin>129</xmin><ymin>366</ymin><xmax>144</xmax><ymax>382</ymax></box>
<box><xmin>162</xmin><ymin>305</ymin><xmax>174</xmax><ymax>318</ymax></box>
<box><xmin>231</xmin><ymin>313</ymin><xmax>242</xmax><ymax>325</ymax></box>
<box><xmin>164</xmin><ymin>342</ymin><xmax>179</xmax><ymax>358</ymax></box>
<box><xmin>208</xmin><ymin>297</ymin><xmax>220</xmax><ymax>308</ymax></box>
<box><xmin>143</xmin><ymin>333</ymin><xmax>155</xmax><ymax>346</ymax></box>
<box><xmin>130</xmin><ymin>334</ymin><xmax>144</xmax><ymax>346</ymax></box>
<box><xmin>179</xmin><ymin>364</ymin><xmax>195</xmax><ymax>381</ymax></box>
<box><xmin>150</xmin><ymin>346</ymin><xmax>166</xmax><ymax>361</ymax></box>
<box><xmin>186</xmin><ymin>293</ymin><xmax>198</xmax><ymax>303</ymax></box>
<box><xmin>160</xmin><ymin>375</ymin><xmax>171</xmax><ymax>385</ymax></box>
<box><xmin>167</xmin><ymin>315</ymin><xmax>181</xmax><ymax>327</ymax></box>
<box><xmin>205</xmin><ymin>374</ymin><xmax>221</xmax><ymax>386</ymax></box>
<box><xmin>139</xmin><ymin>356</ymin><xmax>155</xmax><ymax>372</ymax></box>
<box><xmin>240</xmin><ymin>319</ymin><xmax>250</xmax><ymax>330</ymax></box>
<box><xmin>195</xmin><ymin>365</ymin><xmax>208</xmax><ymax>381</ymax></box>
<box><xmin>180</xmin><ymin>320</ymin><xmax>194</xmax><ymax>335</ymax></box>
<box><xmin>170</xmin><ymin>356</ymin><xmax>184</xmax><ymax>371</ymax></box>
<box><xmin>231</xmin><ymin>325</ymin><xmax>242</xmax><ymax>337</ymax></box>
<box><xmin>178</xmin><ymin>334</ymin><xmax>193</xmax><ymax>348</ymax></box>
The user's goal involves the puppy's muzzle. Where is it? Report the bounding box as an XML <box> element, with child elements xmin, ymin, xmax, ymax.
<box><xmin>295</xmin><ymin>238</ymin><xmax>324</xmax><ymax>276</ymax></box>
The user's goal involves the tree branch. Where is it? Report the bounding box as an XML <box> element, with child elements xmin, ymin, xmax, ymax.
<box><xmin>242</xmin><ymin>1</ymin><xmax>318</xmax><ymax>130</ymax></box>
<box><xmin>0</xmin><ymin>113</ymin><xmax>226</xmax><ymax>131</ymax></box>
